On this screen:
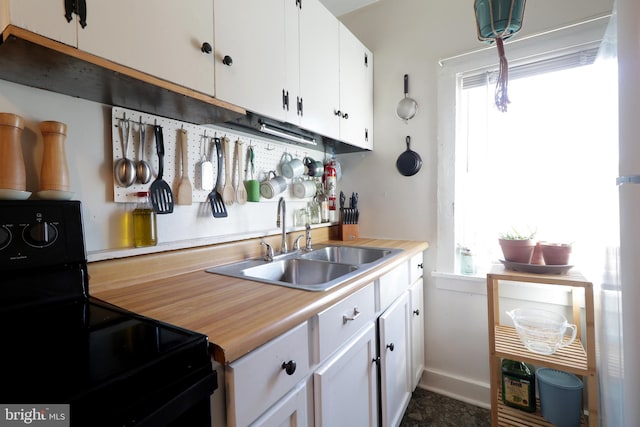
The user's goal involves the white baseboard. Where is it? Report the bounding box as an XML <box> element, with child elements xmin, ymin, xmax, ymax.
<box><xmin>417</xmin><ymin>367</ymin><xmax>491</xmax><ymax>410</ymax></box>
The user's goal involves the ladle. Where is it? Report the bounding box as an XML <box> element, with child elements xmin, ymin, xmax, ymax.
<box><xmin>136</xmin><ymin>119</ymin><xmax>152</xmax><ymax>184</ymax></box>
<box><xmin>114</xmin><ymin>118</ymin><xmax>136</xmax><ymax>187</ymax></box>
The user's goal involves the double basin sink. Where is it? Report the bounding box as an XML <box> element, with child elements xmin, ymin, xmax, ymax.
<box><xmin>206</xmin><ymin>245</ymin><xmax>403</xmax><ymax>292</ymax></box>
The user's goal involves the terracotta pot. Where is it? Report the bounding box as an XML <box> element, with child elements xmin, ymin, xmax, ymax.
<box><xmin>540</xmin><ymin>243</ymin><xmax>572</xmax><ymax>265</ymax></box>
<box><xmin>499</xmin><ymin>238</ymin><xmax>535</xmax><ymax>263</ymax></box>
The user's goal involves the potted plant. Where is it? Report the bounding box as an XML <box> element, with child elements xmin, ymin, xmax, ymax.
<box><xmin>539</xmin><ymin>242</ymin><xmax>572</xmax><ymax>265</ymax></box>
<box><xmin>499</xmin><ymin>228</ymin><xmax>537</xmax><ymax>263</ymax></box>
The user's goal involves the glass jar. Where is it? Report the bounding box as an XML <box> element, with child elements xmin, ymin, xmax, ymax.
<box><xmin>133</xmin><ymin>191</ymin><xmax>157</xmax><ymax>247</ymax></box>
<box><xmin>308</xmin><ymin>199</ymin><xmax>321</xmax><ymax>224</ymax></box>
<box><xmin>316</xmin><ymin>183</ymin><xmax>330</xmax><ymax>223</ymax></box>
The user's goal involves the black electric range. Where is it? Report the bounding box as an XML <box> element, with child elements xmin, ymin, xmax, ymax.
<box><xmin>0</xmin><ymin>200</ymin><xmax>216</xmax><ymax>426</ymax></box>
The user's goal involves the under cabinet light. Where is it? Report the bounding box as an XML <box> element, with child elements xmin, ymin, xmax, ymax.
<box><xmin>259</xmin><ymin>121</ymin><xmax>317</xmax><ymax>145</ymax></box>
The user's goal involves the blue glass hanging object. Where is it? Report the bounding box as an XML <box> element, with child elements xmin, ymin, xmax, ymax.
<box><xmin>475</xmin><ymin>0</ymin><xmax>526</xmax><ymax>42</ymax></box>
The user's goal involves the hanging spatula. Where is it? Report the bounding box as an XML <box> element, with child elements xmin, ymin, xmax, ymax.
<box><xmin>149</xmin><ymin>125</ymin><xmax>174</xmax><ymax>214</ymax></box>
<box><xmin>176</xmin><ymin>129</ymin><xmax>192</xmax><ymax>205</ymax></box>
<box><xmin>208</xmin><ymin>137</ymin><xmax>227</xmax><ymax>217</ymax></box>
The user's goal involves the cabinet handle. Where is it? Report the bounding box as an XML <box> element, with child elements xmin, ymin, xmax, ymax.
<box><xmin>372</xmin><ymin>356</ymin><xmax>380</xmax><ymax>365</ymax></box>
<box><xmin>417</xmin><ymin>263</ymin><xmax>424</xmax><ymax>269</ymax></box>
<box><xmin>386</xmin><ymin>343</ymin><xmax>395</xmax><ymax>352</ymax></box>
<box><xmin>282</xmin><ymin>360</ymin><xmax>297</xmax><ymax>375</ymax></box>
<box><xmin>201</xmin><ymin>42</ymin><xmax>213</xmax><ymax>54</ymax></box>
<box><xmin>282</xmin><ymin>90</ymin><xmax>289</xmax><ymax>111</ymax></box>
<box><xmin>334</xmin><ymin>109</ymin><xmax>341</xmax><ymax>117</ymax></box>
<box><xmin>65</xmin><ymin>0</ymin><xmax>87</xmax><ymax>28</ymax></box>
<box><xmin>222</xmin><ymin>55</ymin><xmax>233</xmax><ymax>66</ymax></box>
<box><xmin>413</xmin><ymin>309</ymin><xmax>420</xmax><ymax>316</ymax></box>
<box><xmin>342</xmin><ymin>307</ymin><xmax>361</xmax><ymax>324</ymax></box>
<box><xmin>342</xmin><ymin>112</ymin><xmax>349</xmax><ymax>119</ymax></box>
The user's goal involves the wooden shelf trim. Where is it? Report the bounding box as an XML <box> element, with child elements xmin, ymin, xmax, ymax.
<box><xmin>494</xmin><ymin>325</ymin><xmax>589</xmax><ymax>374</ymax></box>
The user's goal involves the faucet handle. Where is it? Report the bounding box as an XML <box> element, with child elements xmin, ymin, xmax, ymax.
<box><xmin>305</xmin><ymin>223</ymin><xmax>312</xmax><ymax>251</ymax></box>
<box><xmin>260</xmin><ymin>240</ymin><xmax>274</xmax><ymax>262</ymax></box>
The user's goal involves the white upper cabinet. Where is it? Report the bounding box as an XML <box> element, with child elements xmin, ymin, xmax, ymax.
<box><xmin>214</xmin><ymin>0</ymin><xmax>293</xmax><ymax>121</ymax></box>
<box><xmin>78</xmin><ymin>0</ymin><xmax>215</xmax><ymax>96</ymax></box>
<box><xmin>6</xmin><ymin>0</ymin><xmax>78</xmax><ymax>47</ymax></box>
<box><xmin>338</xmin><ymin>24</ymin><xmax>373</xmax><ymax>150</ymax></box>
<box><xmin>298</xmin><ymin>0</ymin><xmax>340</xmax><ymax>139</ymax></box>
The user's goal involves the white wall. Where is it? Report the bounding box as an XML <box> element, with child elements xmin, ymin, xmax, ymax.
<box><xmin>338</xmin><ymin>0</ymin><xmax>614</xmax><ymax>406</ymax></box>
<box><xmin>0</xmin><ymin>80</ymin><xmax>327</xmax><ymax>260</ymax></box>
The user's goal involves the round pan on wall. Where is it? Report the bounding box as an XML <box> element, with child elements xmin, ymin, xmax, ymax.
<box><xmin>396</xmin><ymin>136</ymin><xmax>422</xmax><ymax>176</ymax></box>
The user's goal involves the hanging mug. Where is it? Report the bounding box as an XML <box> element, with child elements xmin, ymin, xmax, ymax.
<box><xmin>292</xmin><ymin>179</ymin><xmax>316</xmax><ymax>199</ymax></box>
<box><xmin>280</xmin><ymin>152</ymin><xmax>305</xmax><ymax>179</ymax></box>
<box><xmin>260</xmin><ymin>171</ymin><xmax>287</xmax><ymax>199</ymax></box>
<box><xmin>304</xmin><ymin>157</ymin><xmax>324</xmax><ymax>177</ymax></box>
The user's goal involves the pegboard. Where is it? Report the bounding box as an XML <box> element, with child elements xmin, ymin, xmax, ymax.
<box><xmin>112</xmin><ymin>107</ymin><xmax>325</xmax><ymax>204</ymax></box>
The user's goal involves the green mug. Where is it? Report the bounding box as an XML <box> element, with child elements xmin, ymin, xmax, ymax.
<box><xmin>245</xmin><ymin>179</ymin><xmax>260</xmax><ymax>202</ymax></box>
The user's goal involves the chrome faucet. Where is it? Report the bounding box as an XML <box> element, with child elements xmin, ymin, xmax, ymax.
<box><xmin>276</xmin><ymin>197</ymin><xmax>287</xmax><ymax>254</ymax></box>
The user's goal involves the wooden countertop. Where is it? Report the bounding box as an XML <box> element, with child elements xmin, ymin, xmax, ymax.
<box><xmin>90</xmin><ymin>236</ymin><xmax>428</xmax><ymax>364</ymax></box>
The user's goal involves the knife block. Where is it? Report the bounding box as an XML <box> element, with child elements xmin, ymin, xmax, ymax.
<box><xmin>340</xmin><ymin>224</ymin><xmax>359</xmax><ymax>241</ymax></box>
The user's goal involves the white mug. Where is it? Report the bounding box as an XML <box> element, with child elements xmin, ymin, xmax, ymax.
<box><xmin>293</xmin><ymin>180</ymin><xmax>316</xmax><ymax>198</ymax></box>
<box><xmin>281</xmin><ymin>153</ymin><xmax>305</xmax><ymax>179</ymax></box>
<box><xmin>260</xmin><ymin>171</ymin><xmax>287</xmax><ymax>199</ymax></box>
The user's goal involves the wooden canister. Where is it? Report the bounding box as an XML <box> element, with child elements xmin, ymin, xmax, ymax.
<box><xmin>0</xmin><ymin>113</ymin><xmax>26</xmax><ymax>191</ymax></box>
<box><xmin>39</xmin><ymin>121</ymin><xmax>70</xmax><ymax>192</ymax></box>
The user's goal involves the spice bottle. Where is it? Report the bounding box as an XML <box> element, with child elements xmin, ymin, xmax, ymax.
<box><xmin>133</xmin><ymin>191</ymin><xmax>157</xmax><ymax>247</ymax></box>
<box><xmin>501</xmin><ymin>359</ymin><xmax>536</xmax><ymax>412</ymax></box>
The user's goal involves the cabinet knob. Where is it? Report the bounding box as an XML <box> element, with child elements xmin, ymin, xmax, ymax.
<box><xmin>201</xmin><ymin>42</ymin><xmax>213</xmax><ymax>54</ymax></box>
<box><xmin>372</xmin><ymin>356</ymin><xmax>380</xmax><ymax>365</ymax></box>
<box><xmin>222</xmin><ymin>55</ymin><xmax>233</xmax><ymax>66</ymax></box>
<box><xmin>282</xmin><ymin>360</ymin><xmax>297</xmax><ymax>375</ymax></box>
<box><xmin>417</xmin><ymin>263</ymin><xmax>424</xmax><ymax>269</ymax></box>
<box><xmin>413</xmin><ymin>309</ymin><xmax>420</xmax><ymax>316</ymax></box>
<box><xmin>386</xmin><ymin>343</ymin><xmax>395</xmax><ymax>352</ymax></box>
<box><xmin>342</xmin><ymin>112</ymin><xmax>349</xmax><ymax>119</ymax></box>
<box><xmin>334</xmin><ymin>109</ymin><xmax>341</xmax><ymax>116</ymax></box>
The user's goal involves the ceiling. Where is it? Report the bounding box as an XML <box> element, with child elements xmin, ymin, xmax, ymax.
<box><xmin>319</xmin><ymin>0</ymin><xmax>380</xmax><ymax>17</ymax></box>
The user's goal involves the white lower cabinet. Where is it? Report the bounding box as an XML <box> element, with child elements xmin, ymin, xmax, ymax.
<box><xmin>379</xmin><ymin>292</ymin><xmax>412</xmax><ymax>427</ymax></box>
<box><xmin>226</xmin><ymin>321</ymin><xmax>310</xmax><ymax>427</ymax></box>
<box><xmin>220</xmin><ymin>254</ymin><xmax>425</xmax><ymax>427</ymax></box>
<box><xmin>251</xmin><ymin>379</ymin><xmax>311</xmax><ymax>427</ymax></box>
<box><xmin>314</xmin><ymin>322</ymin><xmax>378</xmax><ymax>426</ymax></box>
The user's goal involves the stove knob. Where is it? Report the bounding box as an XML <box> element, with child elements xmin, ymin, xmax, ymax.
<box><xmin>0</xmin><ymin>226</ymin><xmax>10</xmax><ymax>250</ymax></box>
<box><xmin>25</xmin><ymin>222</ymin><xmax>58</xmax><ymax>247</ymax></box>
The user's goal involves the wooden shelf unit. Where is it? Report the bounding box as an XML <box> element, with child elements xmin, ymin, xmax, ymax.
<box><xmin>487</xmin><ymin>265</ymin><xmax>598</xmax><ymax>427</ymax></box>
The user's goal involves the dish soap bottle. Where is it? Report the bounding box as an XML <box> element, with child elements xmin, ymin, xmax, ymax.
<box><xmin>133</xmin><ymin>191</ymin><xmax>157</xmax><ymax>247</ymax></box>
<box><xmin>501</xmin><ymin>359</ymin><xmax>536</xmax><ymax>412</ymax></box>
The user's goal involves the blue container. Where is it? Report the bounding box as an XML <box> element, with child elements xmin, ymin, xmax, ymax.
<box><xmin>536</xmin><ymin>368</ymin><xmax>583</xmax><ymax>427</ymax></box>
<box><xmin>475</xmin><ymin>0</ymin><xmax>526</xmax><ymax>40</ymax></box>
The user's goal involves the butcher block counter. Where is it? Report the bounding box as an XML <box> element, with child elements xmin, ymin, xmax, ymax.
<box><xmin>89</xmin><ymin>231</ymin><xmax>428</xmax><ymax>364</ymax></box>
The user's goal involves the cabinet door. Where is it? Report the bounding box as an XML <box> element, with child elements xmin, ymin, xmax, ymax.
<box><xmin>409</xmin><ymin>278</ymin><xmax>424</xmax><ymax>390</ymax></box>
<box><xmin>339</xmin><ymin>24</ymin><xmax>373</xmax><ymax>149</ymax></box>
<box><xmin>314</xmin><ymin>322</ymin><xmax>378</xmax><ymax>427</ymax></box>
<box><xmin>379</xmin><ymin>292</ymin><xmax>411</xmax><ymax>427</ymax></box>
<box><xmin>8</xmin><ymin>0</ymin><xmax>77</xmax><ymax>47</ymax></box>
<box><xmin>214</xmin><ymin>0</ymin><xmax>289</xmax><ymax>120</ymax></box>
<box><xmin>298</xmin><ymin>0</ymin><xmax>340</xmax><ymax>139</ymax></box>
<box><xmin>78</xmin><ymin>0</ymin><xmax>215</xmax><ymax>96</ymax></box>
<box><xmin>251</xmin><ymin>379</ymin><xmax>310</xmax><ymax>427</ymax></box>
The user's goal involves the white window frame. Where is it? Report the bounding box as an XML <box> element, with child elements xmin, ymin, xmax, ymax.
<box><xmin>435</xmin><ymin>15</ymin><xmax>610</xmax><ymax>275</ymax></box>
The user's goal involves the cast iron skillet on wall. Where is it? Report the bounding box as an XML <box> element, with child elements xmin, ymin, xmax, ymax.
<box><xmin>396</xmin><ymin>136</ymin><xmax>422</xmax><ymax>176</ymax></box>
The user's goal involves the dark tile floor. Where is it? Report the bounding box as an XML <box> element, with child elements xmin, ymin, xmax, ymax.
<box><xmin>400</xmin><ymin>388</ymin><xmax>491</xmax><ymax>427</ymax></box>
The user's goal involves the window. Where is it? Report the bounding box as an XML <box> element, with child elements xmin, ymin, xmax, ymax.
<box><xmin>437</xmin><ymin>16</ymin><xmax>618</xmax><ymax>276</ymax></box>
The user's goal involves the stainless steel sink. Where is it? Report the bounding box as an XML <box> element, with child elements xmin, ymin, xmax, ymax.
<box><xmin>206</xmin><ymin>244</ymin><xmax>403</xmax><ymax>292</ymax></box>
<box><xmin>299</xmin><ymin>245</ymin><xmax>395</xmax><ymax>265</ymax></box>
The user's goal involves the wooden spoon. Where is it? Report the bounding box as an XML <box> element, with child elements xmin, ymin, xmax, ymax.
<box><xmin>176</xmin><ymin>129</ymin><xmax>192</xmax><ymax>205</ymax></box>
<box><xmin>235</xmin><ymin>139</ymin><xmax>247</xmax><ymax>204</ymax></box>
<box><xmin>222</xmin><ymin>136</ymin><xmax>235</xmax><ymax>205</ymax></box>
